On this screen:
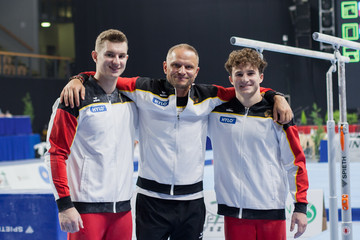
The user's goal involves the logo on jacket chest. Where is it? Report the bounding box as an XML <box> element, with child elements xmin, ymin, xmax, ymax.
<box><xmin>219</xmin><ymin>116</ymin><xmax>236</xmax><ymax>124</ymax></box>
<box><xmin>153</xmin><ymin>97</ymin><xmax>169</xmax><ymax>107</ymax></box>
<box><xmin>159</xmin><ymin>91</ymin><xmax>168</xmax><ymax>97</ymax></box>
<box><xmin>90</xmin><ymin>105</ymin><xmax>107</xmax><ymax>113</ymax></box>
<box><xmin>92</xmin><ymin>96</ymin><xmax>100</xmax><ymax>102</ymax></box>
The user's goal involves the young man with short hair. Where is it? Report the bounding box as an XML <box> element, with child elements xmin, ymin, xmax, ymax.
<box><xmin>45</xmin><ymin>29</ymin><xmax>137</xmax><ymax>240</ymax></box>
<box><xmin>208</xmin><ymin>48</ymin><xmax>309</xmax><ymax>240</ymax></box>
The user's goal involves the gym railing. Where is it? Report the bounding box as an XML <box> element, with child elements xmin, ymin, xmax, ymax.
<box><xmin>0</xmin><ymin>50</ymin><xmax>73</xmax><ymax>79</ymax></box>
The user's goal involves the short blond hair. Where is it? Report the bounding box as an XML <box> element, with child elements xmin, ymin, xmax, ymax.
<box><xmin>95</xmin><ymin>29</ymin><xmax>128</xmax><ymax>52</ymax></box>
<box><xmin>225</xmin><ymin>48</ymin><xmax>267</xmax><ymax>75</ymax></box>
<box><xmin>166</xmin><ymin>43</ymin><xmax>199</xmax><ymax>64</ymax></box>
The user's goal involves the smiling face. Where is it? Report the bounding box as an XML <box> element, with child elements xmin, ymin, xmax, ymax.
<box><xmin>225</xmin><ymin>48</ymin><xmax>267</xmax><ymax>106</ymax></box>
<box><xmin>92</xmin><ymin>40</ymin><xmax>128</xmax><ymax>80</ymax></box>
<box><xmin>229</xmin><ymin>63</ymin><xmax>263</xmax><ymax>97</ymax></box>
<box><xmin>163</xmin><ymin>45</ymin><xmax>200</xmax><ymax>97</ymax></box>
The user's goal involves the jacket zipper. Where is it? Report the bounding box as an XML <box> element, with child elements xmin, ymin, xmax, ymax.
<box><xmin>171</xmin><ymin>111</ymin><xmax>181</xmax><ymax>196</ymax></box>
<box><xmin>239</xmin><ymin>107</ymin><xmax>249</xmax><ymax>218</ymax></box>
<box><xmin>108</xmin><ymin>94</ymin><xmax>118</xmax><ymax>213</ymax></box>
<box><xmin>171</xmin><ymin>89</ymin><xmax>190</xmax><ymax>195</ymax></box>
<box><xmin>171</xmin><ymin>90</ymin><xmax>179</xmax><ymax>196</ymax></box>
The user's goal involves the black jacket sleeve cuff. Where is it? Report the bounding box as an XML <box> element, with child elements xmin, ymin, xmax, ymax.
<box><xmin>294</xmin><ymin>202</ymin><xmax>308</xmax><ymax>214</ymax></box>
<box><xmin>263</xmin><ymin>90</ymin><xmax>277</xmax><ymax>104</ymax></box>
<box><xmin>56</xmin><ymin>196</ymin><xmax>74</xmax><ymax>212</ymax></box>
<box><xmin>79</xmin><ymin>73</ymin><xmax>90</xmax><ymax>83</ymax></box>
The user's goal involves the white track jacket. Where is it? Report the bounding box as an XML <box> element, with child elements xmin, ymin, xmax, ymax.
<box><xmin>208</xmin><ymin>97</ymin><xmax>308</xmax><ymax>219</ymax></box>
<box><xmin>45</xmin><ymin>77</ymin><xmax>138</xmax><ymax>213</ymax></box>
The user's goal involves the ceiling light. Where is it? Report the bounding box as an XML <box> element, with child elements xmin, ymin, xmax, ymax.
<box><xmin>41</xmin><ymin>22</ymin><xmax>51</xmax><ymax>28</ymax></box>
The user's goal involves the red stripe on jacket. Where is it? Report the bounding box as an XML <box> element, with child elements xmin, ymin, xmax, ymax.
<box><xmin>285</xmin><ymin>125</ymin><xmax>309</xmax><ymax>204</ymax></box>
<box><xmin>48</xmin><ymin>109</ymin><xmax>78</xmax><ymax>199</ymax></box>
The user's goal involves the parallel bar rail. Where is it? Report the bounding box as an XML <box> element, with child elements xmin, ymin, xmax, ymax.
<box><xmin>313</xmin><ymin>32</ymin><xmax>360</xmax><ymax>50</ymax></box>
<box><xmin>230</xmin><ymin>36</ymin><xmax>350</xmax><ymax>62</ymax></box>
